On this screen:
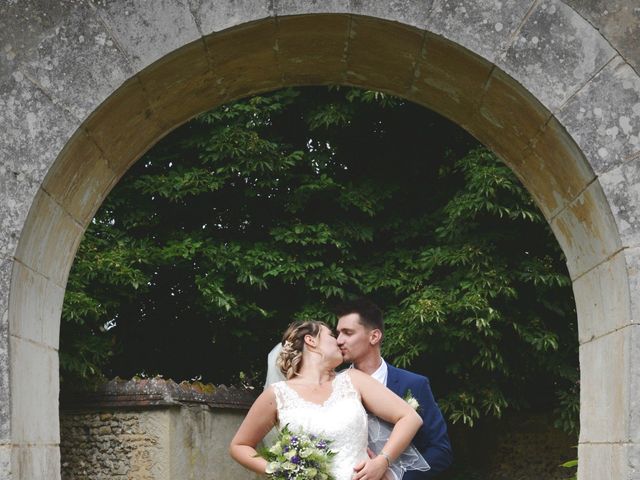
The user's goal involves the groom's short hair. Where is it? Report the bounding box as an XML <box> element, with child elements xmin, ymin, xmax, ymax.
<box><xmin>335</xmin><ymin>298</ymin><xmax>384</xmax><ymax>333</ymax></box>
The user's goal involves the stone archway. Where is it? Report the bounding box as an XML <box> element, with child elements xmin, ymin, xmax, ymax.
<box><xmin>1</xmin><ymin>2</ymin><xmax>639</xmax><ymax>479</ymax></box>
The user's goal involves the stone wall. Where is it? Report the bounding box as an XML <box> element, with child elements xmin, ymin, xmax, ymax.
<box><xmin>60</xmin><ymin>378</ymin><xmax>260</xmax><ymax>480</ymax></box>
<box><xmin>61</xmin><ymin>411</ymin><xmax>165</xmax><ymax>479</ymax></box>
<box><xmin>60</xmin><ymin>378</ymin><xmax>575</xmax><ymax>480</ymax></box>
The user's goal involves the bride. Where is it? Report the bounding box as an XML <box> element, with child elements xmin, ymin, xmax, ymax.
<box><xmin>230</xmin><ymin>320</ymin><xmax>424</xmax><ymax>480</ymax></box>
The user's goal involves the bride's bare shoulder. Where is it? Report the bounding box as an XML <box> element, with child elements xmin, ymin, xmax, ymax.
<box><xmin>344</xmin><ymin>368</ymin><xmax>371</xmax><ymax>386</ymax></box>
<box><xmin>253</xmin><ymin>385</ymin><xmax>278</xmax><ymax>407</ymax></box>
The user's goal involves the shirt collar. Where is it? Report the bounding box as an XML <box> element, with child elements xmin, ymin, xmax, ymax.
<box><xmin>349</xmin><ymin>357</ymin><xmax>387</xmax><ymax>384</ymax></box>
<box><xmin>370</xmin><ymin>358</ymin><xmax>388</xmax><ymax>386</ymax></box>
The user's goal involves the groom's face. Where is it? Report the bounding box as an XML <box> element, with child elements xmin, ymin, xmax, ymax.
<box><xmin>336</xmin><ymin>313</ymin><xmax>373</xmax><ymax>363</ymax></box>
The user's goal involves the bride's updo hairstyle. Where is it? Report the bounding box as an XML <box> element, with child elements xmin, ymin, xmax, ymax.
<box><xmin>277</xmin><ymin>320</ymin><xmax>329</xmax><ymax>379</ymax></box>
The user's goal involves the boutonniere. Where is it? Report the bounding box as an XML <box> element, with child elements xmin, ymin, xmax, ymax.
<box><xmin>403</xmin><ymin>389</ymin><xmax>420</xmax><ymax>411</ymax></box>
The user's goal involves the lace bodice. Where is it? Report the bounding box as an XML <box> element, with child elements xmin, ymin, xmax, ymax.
<box><xmin>272</xmin><ymin>371</ymin><xmax>369</xmax><ymax>480</ymax></box>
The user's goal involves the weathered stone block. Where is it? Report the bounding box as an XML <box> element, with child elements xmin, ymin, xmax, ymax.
<box><xmin>580</xmin><ymin>323</ymin><xmax>640</xmax><ymax>446</ymax></box>
<box><xmin>277</xmin><ymin>14</ymin><xmax>349</xmax><ymax>86</ymax></box>
<box><xmin>0</xmin><ymin>445</ymin><xmax>9</xmax><ymax>480</ymax></box>
<box><xmin>205</xmin><ymin>19</ymin><xmax>282</xmax><ymax>103</ymax></box>
<box><xmin>426</xmin><ymin>0</ymin><xmax>531</xmax><ymax>63</ymax></box>
<box><xmin>499</xmin><ymin>0</ymin><xmax>615</xmax><ymax>112</ymax></box>
<box><xmin>189</xmin><ymin>0</ymin><xmax>273</xmax><ymax>35</ymax></box>
<box><xmin>558</xmin><ymin>56</ymin><xmax>640</xmax><ymax>175</ymax></box>
<box><xmin>572</xmin><ymin>249</ymin><xmax>631</xmax><ymax>344</ymax></box>
<box><xmin>42</xmin><ymin>130</ymin><xmax>116</xmax><ymax>227</ymax></box>
<box><xmin>578</xmin><ymin>443</ymin><xmax>640</xmax><ymax>480</ymax></box>
<box><xmin>169</xmin><ymin>407</ymin><xmax>259</xmax><ymax>479</ymax></box>
<box><xmin>565</xmin><ymin>0</ymin><xmax>640</xmax><ymax>71</ymax></box>
<box><xmin>92</xmin><ymin>0</ymin><xmax>201</xmax><ymax>72</ymax></box>
<box><xmin>625</xmin><ymin>247</ymin><xmax>640</xmax><ymax>326</ymax></box>
<box><xmin>10</xmin><ymin>336</ymin><xmax>59</xmax><ymax>444</ymax></box>
<box><xmin>14</xmin><ymin>190</ymin><xmax>83</xmax><ymax>288</ymax></box>
<box><xmin>517</xmin><ymin>117</ymin><xmax>596</xmax><ymax>219</ymax></box>
<box><xmin>349</xmin><ymin>0</ymin><xmax>433</xmax><ymax>30</ymax></box>
<box><xmin>137</xmin><ymin>39</ymin><xmax>213</xmax><ymax>128</ymax></box>
<box><xmin>0</xmin><ymin>0</ymin><xmax>78</xmax><ymax>81</ymax></box>
<box><xmin>19</xmin><ymin>3</ymin><xmax>133</xmax><ymax>121</ymax></box>
<box><xmin>407</xmin><ymin>33</ymin><xmax>492</xmax><ymax>128</ymax></box>
<box><xmin>628</xmin><ymin>296</ymin><xmax>640</xmax><ymax>444</ymax></box>
<box><xmin>0</xmin><ymin>260</ymin><xmax>9</xmax><ymax>443</ymax></box>
<box><xmin>579</xmin><ymin>326</ymin><xmax>634</xmax><ymax>443</ymax></box>
<box><xmin>346</xmin><ymin>16</ymin><xmax>423</xmax><ymax>93</ymax></box>
<box><xmin>0</xmin><ymin>164</ymin><xmax>40</xmax><ymax>260</ymax></box>
<box><xmin>11</xmin><ymin>445</ymin><xmax>60</xmax><ymax>480</ymax></box>
<box><xmin>276</xmin><ymin>0</ymin><xmax>350</xmax><ymax>15</ymax></box>
<box><xmin>599</xmin><ymin>158</ymin><xmax>640</xmax><ymax>248</ymax></box>
<box><xmin>0</xmin><ymin>259</ymin><xmax>10</xmax><ymax>328</ymax></box>
<box><xmin>549</xmin><ymin>178</ymin><xmax>622</xmax><ymax>280</ymax></box>
<box><xmin>83</xmin><ymin>77</ymin><xmax>165</xmax><ymax>178</ymax></box>
<box><xmin>466</xmin><ymin>68</ymin><xmax>551</xmax><ymax>165</ymax></box>
<box><xmin>0</xmin><ymin>74</ymin><xmax>78</xmax><ymax>183</ymax></box>
<box><xmin>9</xmin><ymin>262</ymin><xmax>64</xmax><ymax>350</ymax></box>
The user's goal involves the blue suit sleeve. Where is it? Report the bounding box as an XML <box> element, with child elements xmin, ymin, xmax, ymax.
<box><xmin>411</xmin><ymin>377</ymin><xmax>452</xmax><ymax>477</ymax></box>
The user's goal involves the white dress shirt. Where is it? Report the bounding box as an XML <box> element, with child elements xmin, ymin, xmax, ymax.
<box><xmin>370</xmin><ymin>358</ymin><xmax>388</xmax><ymax>386</ymax></box>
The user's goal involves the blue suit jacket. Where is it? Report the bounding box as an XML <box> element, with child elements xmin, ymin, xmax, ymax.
<box><xmin>386</xmin><ymin>364</ymin><xmax>452</xmax><ymax>478</ymax></box>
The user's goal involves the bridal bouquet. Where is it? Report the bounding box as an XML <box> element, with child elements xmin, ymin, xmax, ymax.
<box><xmin>258</xmin><ymin>425</ymin><xmax>336</xmax><ymax>480</ymax></box>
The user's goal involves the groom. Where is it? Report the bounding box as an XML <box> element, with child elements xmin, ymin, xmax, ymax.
<box><xmin>336</xmin><ymin>298</ymin><xmax>453</xmax><ymax>478</ymax></box>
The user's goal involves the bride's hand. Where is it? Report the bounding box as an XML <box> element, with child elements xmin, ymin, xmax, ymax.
<box><xmin>364</xmin><ymin>448</ymin><xmax>394</xmax><ymax>480</ymax></box>
<box><xmin>352</xmin><ymin>456</ymin><xmax>389</xmax><ymax>480</ymax></box>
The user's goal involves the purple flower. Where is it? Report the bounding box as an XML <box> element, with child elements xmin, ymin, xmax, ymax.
<box><xmin>291</xmin><ymin>455</ymin><xmax>301</xmax><ymax>464</ymax></box>
<box><xmin>316</xmin><ymin>441</ymin><xmax>327</xmax><ymax>450</ymax></box>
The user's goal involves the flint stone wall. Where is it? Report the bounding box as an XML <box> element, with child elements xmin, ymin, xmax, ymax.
<box><xmin>59</xmin><ymin>378</ymin><xmax>259</xmax><ymax>480</ymax></box>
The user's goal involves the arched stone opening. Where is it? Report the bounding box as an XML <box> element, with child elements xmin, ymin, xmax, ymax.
<box><xmin>2</xmin><ymin>2</ymin><xmax>640</xmax><ymax>479</ymax></box>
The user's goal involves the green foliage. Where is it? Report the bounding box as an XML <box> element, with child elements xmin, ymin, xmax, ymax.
<box><xmin>61</xmin><ymin>86</ymin><xmax>578</xmax><ymax>435</ymax></box>
<box><xmin>560</xmin><ymin>458</ymin><xmax>578</xmax><ymax>480</ymax></box>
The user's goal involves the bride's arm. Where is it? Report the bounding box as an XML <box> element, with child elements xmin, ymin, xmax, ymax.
<box><xmin>229</xmin><ymin>386</ymin><xmax>278</xmax><ymax>475</ymax></box>
<box><xmin>349</xmin><ymin>370</ymin><xmax>423</xmax><ymax>480</ymax></box>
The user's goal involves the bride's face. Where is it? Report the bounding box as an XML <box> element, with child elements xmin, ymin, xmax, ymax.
<box><xmin>313</xmin><ymin>325</ymin><xmax>343</xmax><ymax>366</ymax></box>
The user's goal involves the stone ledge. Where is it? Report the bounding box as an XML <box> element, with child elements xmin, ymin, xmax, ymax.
<box><xmin>61</xmin><ymin>377</ymin><xmax>258</xmax><ymax>411</ymax></box>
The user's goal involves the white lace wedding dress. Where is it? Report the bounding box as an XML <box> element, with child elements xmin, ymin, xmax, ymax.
<box><xmin>272</xmin><ymin>371</ymin><xmax>369</xmax><ymax>480</ymax></box>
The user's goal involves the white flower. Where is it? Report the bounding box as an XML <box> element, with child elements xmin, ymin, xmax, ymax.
<box><xmin>283</xmin><ymin>461</ymin><xmax>297</xmax><ymax>471</ymax></box>
<box><xmin>269</xmin><ymin>443</ymin><xmax>283</xmax><ymax>455</ymax></box>
<box><xmin>403</xmin><ymin>390</ymin><xmax>420</xmax><ymax>411</ymax></box>
<box><xmin>299</xmin><ymin>447</ymin><xmax>314</xmax><ymax>458</ymax></box>
<box><xmin>406</xmin><ymin>396</ymin><xmax>420</xmax><ymax>411</ymax></box>
<box><xmin>265</xmin><ymin>461</ymin><xmax>280</xmax><ymax>474</ymax></box>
